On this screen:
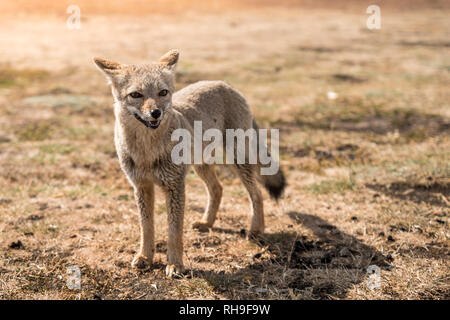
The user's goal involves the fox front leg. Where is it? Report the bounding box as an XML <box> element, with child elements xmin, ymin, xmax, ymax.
<box><xmin>131</xmin><ymin>183</ymin><xmax>155</xmax><ymax>269</ymax></box>
<box><xmin>163</xmin><ymin>181</ymin><xmax>186</xmax><ymax>277</ymax></box>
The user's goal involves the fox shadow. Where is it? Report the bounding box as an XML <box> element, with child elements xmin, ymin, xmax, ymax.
<box><xmin>366</xmin><ymin>181</ymin><xmax>449</xmax><ymax>207</ymax></box>
<box><xmin>277</xmin><ymin>108</ymin><xmax>450</xmax><ymax>143</ymax></box>
<box><xmin>194</xmin><ymin>211</ymin><xmax>393</xmax><ymax>299</ymax></box>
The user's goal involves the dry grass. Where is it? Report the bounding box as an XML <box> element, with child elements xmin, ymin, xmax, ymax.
<box><xmin>0</xmin><ymin>2</ymin><xmax>449</xmax><ymax>299</ymax></box>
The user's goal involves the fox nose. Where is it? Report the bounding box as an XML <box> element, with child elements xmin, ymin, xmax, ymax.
<box><xmin>150</xmin><ymin>109</ymin><xmax>161</xmax><ymax>119</ymax></box>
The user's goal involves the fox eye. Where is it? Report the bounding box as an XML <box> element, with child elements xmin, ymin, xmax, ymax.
<box><xmin>129</xmin><ymin>92</ymin><xmax>143</xmax><ymax>99</ymax></box>
<box><xmin>158</xmin><ymin>89</ymin><xmax>169</xmax><ymax>97</ymax></box>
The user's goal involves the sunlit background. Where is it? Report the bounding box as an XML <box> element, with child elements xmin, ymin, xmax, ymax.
<box><xmin>0</xmin><ymin>0</ymin><xmax>448</xmax><ymax>300</ymax></box>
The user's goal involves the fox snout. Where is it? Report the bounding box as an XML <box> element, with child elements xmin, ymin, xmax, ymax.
<box><xmin>150</xmin><ymin>109</ymin><xmax>161</xmax><ymax>119</ymax></box>
<box><xmin>142</xmin><ymin>108</ymin><xmax>163</xmax><ymax>122</ymax></box>
<box><xmin>134</xmin><ymin>106</ymin><xmax>163</xmax><ymax>129</ymax></box>
<box><xmin>141</xmin><ymin>100</ymin><xmax>163</xmax><ymax>120</ymax></box>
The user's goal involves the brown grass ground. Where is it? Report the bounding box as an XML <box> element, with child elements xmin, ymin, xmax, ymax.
<box><xmin>0</xmin><ymin>1</ymin><xmax>449</xmax><ymax>299</ymax></box>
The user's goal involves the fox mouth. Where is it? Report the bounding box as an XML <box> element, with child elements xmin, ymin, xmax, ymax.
<box><xmin>133</xmin><ymin>113</ymin><xmax>160</xmax><ymax>129</ymax></box>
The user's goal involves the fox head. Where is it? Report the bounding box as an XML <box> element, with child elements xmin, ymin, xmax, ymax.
<box><xmin>93</xmin><ymin>50</ymin><xmax>179</xmax><ymax>130</ymax></box>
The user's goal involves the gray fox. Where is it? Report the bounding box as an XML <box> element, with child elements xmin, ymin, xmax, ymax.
<box><xmin>94</xmin><ymin>50</ymin><xmax>285</xmax><ymax>277</ymax></box>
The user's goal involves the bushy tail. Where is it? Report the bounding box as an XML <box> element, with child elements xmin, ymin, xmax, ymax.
<box><xmin>259</xmin><ymin>167</ymin><xmax>286</xmax><ymax>201</ymax></box>
<box><xmin>253</xmin><ymin>119</ymin><xmax>286</xmax><ymax>201</ymax></box>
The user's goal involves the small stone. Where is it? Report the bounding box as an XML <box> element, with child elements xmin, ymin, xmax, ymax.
<box><xmin>27</xmin><ymin>215</ymin><xmax>43</xmax><ymax>221</ymax></box>
<box><xmin>0</xmin><ymin>198</ymin><xmax>12</xmax><ymax>204</ymax></box>
<box><xmin>9</xmin><ymin>240</ymin><xmax>24</xmax><ymax>249</ymax></box>
<box><xmin>0</xmin><ymin>136</ymin><xmax>11</xmax><ymax>143</ymax></box>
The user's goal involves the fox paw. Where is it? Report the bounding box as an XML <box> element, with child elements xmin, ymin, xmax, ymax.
<box><xmin>131</xmin><ymin>254</ymin><xmax>152</xmax><ymax>269</ymax></box>
<box><xmin>192</xmin><ymin>221</ymin><xmax>211</xmax><ymax>232</ymax></box>
<box><xmin>165</xmin><ymin>264</ymin><xmax>185</xmax><ymax>278</ymax></box>
<box><xmin>248</xmin><ymin>230</ymin><xmax>264</xmax><ymax>242</ymax></box>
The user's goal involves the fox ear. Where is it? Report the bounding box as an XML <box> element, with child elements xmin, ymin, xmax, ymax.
<box><xmin>93</xmin><ymin>57</ymin><xmax>124</xmax><ymax>78</ymax></box>
<box><xmin>158</xmin><ymin>49</ymin><xmax>179</xmax><ymax>71</ymax></box>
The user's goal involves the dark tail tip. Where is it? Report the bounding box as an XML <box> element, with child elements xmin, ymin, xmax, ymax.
<box><xmin>264</xmin><ymin>169</ymin><xmax>286</xmax><ymax>201</ymax></box>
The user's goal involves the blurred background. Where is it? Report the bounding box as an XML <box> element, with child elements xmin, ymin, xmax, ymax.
<box><xmin>0</xmin><ymin>1</ymin><xmax>448</xmax><ymax>300</ymax></box>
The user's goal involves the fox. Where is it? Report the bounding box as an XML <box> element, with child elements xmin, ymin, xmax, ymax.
<box><xmin>93</xmin><ymin>50</ymin><xmax>285</xmax><ymax>277</ymax></box>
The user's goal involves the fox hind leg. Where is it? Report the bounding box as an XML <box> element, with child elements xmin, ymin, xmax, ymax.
<box><xmin>234</xmin><ymin>163</ymin><xmax>264</xmax><ymax>238</ymax></box>
<box><xmin>192</xmin><ymin>165</ymin><xmax>223</xmax><ymax>231</ymax></box>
